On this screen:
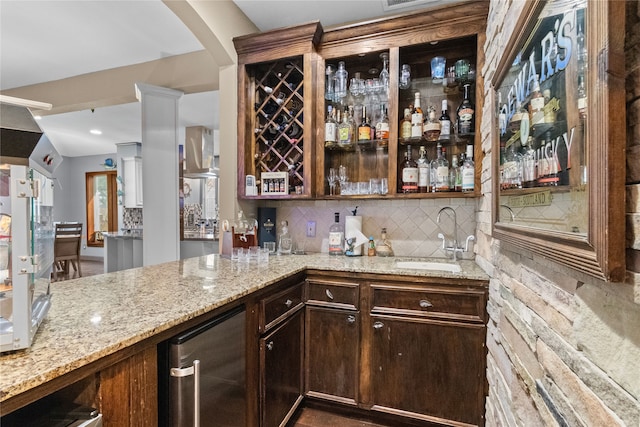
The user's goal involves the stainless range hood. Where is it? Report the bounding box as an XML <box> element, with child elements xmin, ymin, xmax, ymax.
<box><xmin>184</xmin><ymin>126</ymin><xmax>219</xmax><ymax>178</ymax></box>
<box><xmin>0</xmin><ymin>102</ymin><xmax>62</xmax><ymax>177</ymax></box>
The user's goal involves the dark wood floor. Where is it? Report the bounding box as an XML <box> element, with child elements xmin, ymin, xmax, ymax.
<box><xmin>291</xmin><ymin>408</ymin><xmax>392</xmax><ymax>427</ymax></box>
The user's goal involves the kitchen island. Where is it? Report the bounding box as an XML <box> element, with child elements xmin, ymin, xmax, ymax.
<box><xmin>0</xmin><ymin>253</ymin><xmax>488</xmax><ymax>425</ymax></box>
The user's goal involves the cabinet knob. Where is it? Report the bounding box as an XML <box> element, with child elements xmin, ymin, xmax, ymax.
<box><xmin>347</xmin><ymin>315</ymin><xmax>356</xmax><ymax>324</ymax></box>
<box><xmin>284</xmin><ymin>299</ymin><xmax>293</xmax><ymax>307</ymax></box>
<box><xmin>373</xmin><ymin>321</ymin><xmax>384</xmax><ymax>329</ymax></box>
<box><xmin>419</xmin><ymin>299</ymin><xmax>433</xmax><ymax>309</ymax></box>
<box><xmin>266</xmin><ymin>341</ymin><xmax>274</xmax><ymax>351</ymax></box>
<box><xmin>325</xmin><ymin>289</ymin><xmax>334</xmax><ymax>300</ymax></box>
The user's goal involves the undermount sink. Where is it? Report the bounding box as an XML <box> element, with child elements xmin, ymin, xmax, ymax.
<box><xmin>395</xmin><ymin>261</ymin><xmax>462</xmax><ymax>274</ymax></box>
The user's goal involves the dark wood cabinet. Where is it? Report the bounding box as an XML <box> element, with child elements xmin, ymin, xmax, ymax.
<box><xmin>257</xmin><ymin>280</ymin><xmax>305</xmax><ymax>427</ymax></box>
<box><xmin>260</xmin><ymin>309</ymin><xmax>304</xmax><ymax>427</ymax></box>
<box><xmin>305</xmin><ymin>279</ymin><xmax>360</xmax><ymax>405</ymax></box>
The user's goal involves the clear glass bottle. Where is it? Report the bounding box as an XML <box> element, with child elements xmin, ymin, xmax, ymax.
<box><xmin>449</xmin><ymin>154</ymin><xmax>461</xmax><ymax>192</ymax></box>
<box><xmin>277</xmin><ymin>220</ymin><xmax>293</xmax><ymax>255</ymax></box>
<box><xmin>328</xmin><ymin>212</ymin><xmax>344</xmax><ymax>256</ymax></box>
<box><xmin>335</xmin><ymin>61</ymin><xmax>348</xmax><ymax>100</ymax></box>
<box><xmin>417</xmin><ymin>145</ymin><xmax>430</xmax><ymax>193</ymax></box>
<box><xmin>431</xmin><ymin>143</ymin><xmax>450</xmax><ymax>192</ymax></box>
<box><xmin>324</xmin><ymin>105</ymin><xmax>337</xmax><ymax>148</ymax></box>
<box><xmin>456</xmin><ymin>83</ymin><xmax>475</xmax><ymax>134</ymax></box>
<box><xmin>528</xmin><ymin>76</ymin><xmax>544</xmax><ymax>126</ymax></box>
<box><xmin>411</xmin><ymin>92</ymin><xmax>424</xmax><ymax>138</ymax></box>
<box><xmin>400</xmin><ymin>145</ymin><xmax>419</xmax><ymax>193</ymax></box>
<box><xmin>502</xmin><ymin>143</ymin><xmax>522</xmax><ymax>189</ymax></box>
<box><xmin>423</xmin><ymin>106</ymin><xmax>441</xmax><ymax>142</ymax></box>
<box><xmin>521</xmin><ymin>137</ymin><xmax>536</xmax><ymax>188</ymax></box>
<box><xmin>439</xmin><ymin>99</ymin><xmax>451</xmax><ymax>137</ymax></box>
<box><xmin>461</xmin><ymin>144</ymin><xmax>475</xmax><ymax>192</ymax></box>
<box><xmin>577</xmin><ymin>73</ymin><xmax>587</xmax><ymax>119</ymax></box>
<box><xmin>338</xmin><ymin>106</ymin><xmax>354</xmax><ymax>147</ymax></box>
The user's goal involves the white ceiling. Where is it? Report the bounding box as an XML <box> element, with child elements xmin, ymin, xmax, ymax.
<box><xmin>0</xmin><ymin>0</ymin><xmax>459</xmax><ymax>158</ymax></box>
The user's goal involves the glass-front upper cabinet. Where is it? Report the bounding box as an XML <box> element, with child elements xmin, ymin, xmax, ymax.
<box><xmin>492</xmin><ymin>0</ymin><xmax>626</xmax><ymax>281</ymax></box>
<box><xmin>316</xmin><ymin>2</ymin><xmax>488</xmax><ymax>199</ymax></box>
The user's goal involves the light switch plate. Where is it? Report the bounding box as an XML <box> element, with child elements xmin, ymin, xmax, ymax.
<box><xmin>306</xmin><ymin>221</ymin><xmax>316</xmax><ymax>237</ymax></box>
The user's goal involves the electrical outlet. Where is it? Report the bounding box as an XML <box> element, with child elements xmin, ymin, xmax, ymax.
<box><xmin>306</xmin><ymin>221</ymin><xmax>316</xmax><ymax>237</ymax></box>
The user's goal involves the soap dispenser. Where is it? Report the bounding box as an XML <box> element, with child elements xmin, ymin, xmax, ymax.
<box><xmin>375</xmin><ymin>228</ymin><xmax>394</xmax><ymax>257</ymax></box>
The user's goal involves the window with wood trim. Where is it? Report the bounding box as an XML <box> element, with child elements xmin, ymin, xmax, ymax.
<box><xmin>85</xmin><ymin>171</ymin><xmax>117</xmax><ymax>247</ymax></box>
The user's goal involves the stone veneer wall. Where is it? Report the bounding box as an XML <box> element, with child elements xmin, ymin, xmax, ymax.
<box><xmin>476</xmin><ymin>1</ymin><xmax>640</xmax><ymax>425</ymax></box>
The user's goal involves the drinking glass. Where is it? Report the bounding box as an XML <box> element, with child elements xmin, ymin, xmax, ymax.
<box><xmin>379</xmin><ymin>52</ymin><xmax>389</xmax><ymax>94</ymax></box>
<box><xmin>328</xmin><ymin>168</ymin><xmax>338</xmax><ymax>195</ymax></box>
<box><xmin>338</xmin><ymin>165</ymin><xmax>348</xmax><ymax>195</ymax></box>
<box><xmin>431</xmin><ymin>56</ymin><xmax>446</xmax><ymax>83</ymax></box>
<box><xmin>380</xmin><ymin>178</ymin><xmax>389</xmax><ymax>195</ymax></box>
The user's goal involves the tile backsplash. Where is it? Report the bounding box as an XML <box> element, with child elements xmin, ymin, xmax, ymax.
<box><xmin>123</xmin><ymin>208</ymin><xmax>143</xmax><ymax>229</ymax></box>
<box><xmin>261</xmin><ymin>198</ymin><xmax>477</xmax><ymax>259</ymax></box>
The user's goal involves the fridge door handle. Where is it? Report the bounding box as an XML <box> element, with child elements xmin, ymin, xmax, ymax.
<box><xmin>170</xmin><ymin>359</ymin><xmax>201</xmax><ymax>427</ymax></box>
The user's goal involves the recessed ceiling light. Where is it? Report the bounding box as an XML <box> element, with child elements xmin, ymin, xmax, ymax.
<box><xmin>90</xmin><ymin>129</ymin><xmax>102</xmax><ymax>135</ymax></box>
<box><xmin>33</xmin><ymin>115</ymin><xmax>42</xmax><ymax>120</ymax></box>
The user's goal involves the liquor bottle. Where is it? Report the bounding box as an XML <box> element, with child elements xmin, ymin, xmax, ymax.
<box><xmin>423</xmin><ymin>106</ymin><xmax>441</xmax><ymax>142</ymax></box>
<box><xmin>577</xmin><ymin>74</ymin><xmax>587</xmax><ymax>119</ymax></box>
<box><xmin>324</xmin><ymin>105</ymin><xmax>337</xmax><ymax>147</ymax></box>
<box><xmin>358</xmin><ymin>106</ymin><xmax>373</xmax><ymax>141</ymax></box>
<box><xmin>449</xmin><ymin>155</ymin><xmax>461</xmax><ymax>192</ymax></box>
<box><xmin>461</xmin><ymin>144</ymin><xmax>475</xmax><ymax>192</ymax></box>
<box><xmin>328</xmin><ymin>212</ymin><xmax>344</xmax><ymax>256</ymax></box>
<box><xmin>431</xmin><ymin>143</ymin><xmax>450</xmax><ymax>192</ymax></box>
<box><xmin>439</xmin><ymin>99</ymin><xmax>451</xmax><ymax>137</ymax></box>
<box><xmin>521</xmin><ymin>137</ymin><xmax>536</xmax><ymax>188</ymax></box>
<box><xmin>502</xmin><ymin>143</ymin><xmax>522</xmax><ymax>189</ymax></box>
<box><xmin>411</xmin><ymin>92</ymin><xmax>424</xmax><ymax>138</ymax></box>
<box><xmin>417</xmin><ymin>145</ymin><xmax>429</xmax><ymax>193</ymax></box>
<box><xmin>400</xmin><ymin>145</ymin><xmax>419</xmax><ymax>193</ymax></box>
<box><xmin>338</xmin><ymin>106</ymin><xmax>354</xmax><ymax>147</ymax></box>
<box><xmin>528</xmin><ymin>76</ymin><xmax>544</xmax><ymax>126</ymax></box>
<box><xmin>456</xmin><ymin>83</ymin><xmax>475</xmax><ymax>134</ymax></box>
<box><xmin>375</xmin><ymin>105</ymin><xmax>390</xmax><ymax>146</ymax></box>
<box><xmin>400</xmin><ymin>107</ymin><xmax>412</xmax><ymax>139</ymax></box>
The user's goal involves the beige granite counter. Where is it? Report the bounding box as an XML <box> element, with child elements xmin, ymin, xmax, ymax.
<box><xmin>0</xmin><ymin>253</ymin><xmax>487</xmax><ymax>407</ymax></box>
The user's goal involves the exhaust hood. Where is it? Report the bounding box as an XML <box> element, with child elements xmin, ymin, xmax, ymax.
<box><xmin>0</xmin><ymin>102</ymin><xmax>62</xmax><ymax>177</ymax></box>
<box><xmin>184</xmin><ymin>126</ymin><xmax>219</xmax><ymax>178</ymax></box>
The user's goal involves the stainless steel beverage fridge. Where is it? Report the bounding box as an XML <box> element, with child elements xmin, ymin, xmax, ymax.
<box><xmin>158</xmin><ymin>305</ymin><xmax>246</xmax><ymax>427</ymax></box>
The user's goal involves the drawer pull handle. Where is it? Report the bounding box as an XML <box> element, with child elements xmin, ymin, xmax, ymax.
<box><xmin>373</xmin><ymin>321</ymin><xmax>384</xmax><ymax>329</ymax></box>
<box><xmin>419</xmin><ymin>299</ymin><xmax>433</xmax><ymax>309</ymax></box>
<box><xmin>347</xmin><ymin>315</ymin><xmax>356</xmax><ymax>324</ymax></box>
<box><xmin>325</xmin><ymin>289</ymin><xmax>334</xmax><ymax>300</ymax></box>
<box><xmin>284</xmin><ymin>299</ymin><xmax>293</xmax><ymax>307</ymax></box>
<box><xmin>266</xmin><ymin>341</ymin><xmax>274</xmax><ymax>351</ymax></box>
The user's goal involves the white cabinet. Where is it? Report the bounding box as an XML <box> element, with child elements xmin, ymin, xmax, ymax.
<box><xmin>123</xmin><ymin>157</ymin><xmax>143</xmax><ymax>208</ymax></box>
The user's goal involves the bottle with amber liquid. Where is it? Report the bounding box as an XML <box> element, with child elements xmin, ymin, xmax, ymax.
<box><xmin>400</xmin><ymin>107</ymin><xmax>412</xmax><ymax>139</ymax></box>
<box><xmin>358</xmin><ymin>106</ymin><xmax>373</xmax><ymax>142</ymax></box>
<box><xmin>423</xmin><ymin>106</ymin><xmax>441</xmax><ymax>142</ymax></box>
<box><xmin>400</xmin><ymin>145</ymin><xmax>419</xmax><ymax>193</ymax></box>
<box><xmin>411</xmin><ymin>92</ymin><xmax>424</xmax><ymax>137</ymax></box>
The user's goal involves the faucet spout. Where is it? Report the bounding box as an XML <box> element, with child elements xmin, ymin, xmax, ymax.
<box><xmin>436</xmin><ymin>206</ymin><xmax>474</xmax><ymax>261</ymax></box>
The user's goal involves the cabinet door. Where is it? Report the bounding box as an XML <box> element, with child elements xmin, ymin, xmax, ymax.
<box><xmin>123</xmin><ymin>157</ymin><xmax>143</xmax><ymax>208</ymax></box>
<box><xmin>260</xmin><ymin>309</ymin><xmax>304</xmax><ymax>427</ymax></box>
<box><xmin>305</xmin><ymin>306</ymin><xmax>359</xmax><ymax>404</ymax></box>
<box><xmin>369</xmin><ymin>315</ymin><xmax>486</xmax><ymax>425</ymax></box>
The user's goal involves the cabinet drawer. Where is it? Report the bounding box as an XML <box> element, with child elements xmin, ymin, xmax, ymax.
<box><xmin>260</xmin><ymin>281</ymin><xmax>304</xmax><ymax>333</ymax></box>
<box><xmin>306</xmin><ymin>280</ymin><xmax>359</xmax><ymax>310</ymax></box>
<box><xmin>371</xmin><ymin>284</ymin><xmax>485</xmax><ymax>321</ymax></box>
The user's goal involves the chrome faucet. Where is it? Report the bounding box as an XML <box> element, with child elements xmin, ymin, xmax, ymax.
<box><xmin>436</xmin><ymin>206</ymin><xmax>475</xmax><ymax>261</ymax></box>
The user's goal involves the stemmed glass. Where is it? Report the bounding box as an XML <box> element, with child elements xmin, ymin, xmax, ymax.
<box><xmin>328</xmin><ymin>168</ymin><xmax>338</xmax><ymax>196</ymax></box>
<box><xmin>379</xmin><ymin>52</ymin><xmax>390</xmax><ymax>95</ymax></box>
<box><xmin>338</xmin><ymin>165</ymin><xmax>348</xmax><ymax>195</ymax></box>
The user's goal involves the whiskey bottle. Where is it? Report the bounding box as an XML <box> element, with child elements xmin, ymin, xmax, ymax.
<box><xmin>456</xmin><ymin>83</ymin><xmax>475</xmax><ymax>134</ymax></box>
<box><xmin>400</xmin><ymin>107</ymin><xmax>412</xmax><ymax>139</ymax></box>
<box><xmin>502</xmin><ymin>143</ymin><xmax>522</xmax><ymax>189</ymax></box>
<box><xmin>528</xmin><ymin>76</ymin><xmax>544</xmax><ymax>126</ymax></box>
<box><xmin>411</xmin><ymin>92</ymin><xmax>424</xmax><ymax>138</ymax></box>
<box><xmin>338</xmin><ymin>106</ymin><xmax>354</xmax><ymax>147</ymax></box>
<box><xmin>439</xmin><ymin>99</ymin><xmax>452</xmax><ymax>137</ymax></box>
<box><xmin>431</xmin><ymin>143</ymin><xmax>450</xmax><ymax>192</ymax></box>
<box><xmin>400</xmin><ymin>145</ymin><xmax>419</xmax><ymax>193</ymax></box>
<box><xmin>423</xmin><ymin>106</ymin><xmax>441</xmax><ymax>142</ymax></box>
<box><xmin>461</xmin><ymin>144</ymin><xmax>475</xmax><ymax>192</ymax></box>
<box><xmin>328</xmin><ymin>212</ymin><xmax>344</xmax><ymax>256</ymax></box>
<box><xmin>449</xmin><ymin>155</ymin><xmax>461</xmax><ymax>192</ymax></box>
<box><xmin>375</xmin><ymin>105</ymin><xmax>390</xmax><ymax>147</ymax></box>
<box><xmin>324</xmin><ymin>105</ymin><xmax>337</xmax><ymax>147</ymax></box>
<box><xmin>417</xmin><ymin>145</ymin><xmax>430</xmax><ymax>193</ymax></box>
<box><xmin>521</xmin><ymin>137</ymin><xmax>536</xmax><ymax>188</ymax></box>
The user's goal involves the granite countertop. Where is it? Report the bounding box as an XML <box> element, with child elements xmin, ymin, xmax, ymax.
<box><xmin>0</xmin><ymin>253</ymin><xmax>487</xmax><ymax>405</ymax></box>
